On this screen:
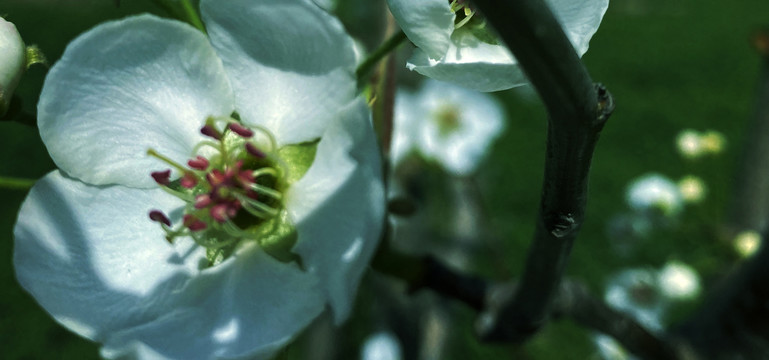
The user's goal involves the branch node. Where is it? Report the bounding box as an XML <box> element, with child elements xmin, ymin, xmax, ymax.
<box><xmin>595</xmin><ymin>82</ymin><xmax>615</xmax><ymax>126</ymax></box>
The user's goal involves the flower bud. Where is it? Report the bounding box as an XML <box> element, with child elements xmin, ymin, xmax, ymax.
<box><xmin>0</xmin><ymin>17</ymin><xmax>25</xmax><ymax>117</ymax></box>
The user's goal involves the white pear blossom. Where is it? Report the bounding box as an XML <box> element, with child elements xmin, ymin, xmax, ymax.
<box><xmin>361</xmin><ymin>331</ymin><xmax>403</xmax><ymax>360</ymax></box>
<box><xmin>385</xmin><ymin>0</ymin><xmax>609</xmax><ymax>92</ymax></box>
<box><xmin>626</xmin><ymin>173</ymin><xmax>683</xmax><ymax>216</ymax></box>
<box><xmin>657</xmin><ymin>261</ymin><xmax>700</xmax><ymax>300</ymax></box>
<box><xmin>0</xmin><ymin>16</ymin><xmax>26</xmax><ymax>116</ymax></box>
<box><xmin>604</xmin><ymin>268</ymin><xmax>665</xmax><ymax>332</ymax></box>
<box><xmin>13</xmin><ymin>1</ymin><xmax>384</xmax><ymax>359</ymax></box>
<box><xmin>391</xmin><ymin>79</ymin><xmax>504</xmax><ymax>176</ymax></box>
<box><xmin>593</xmin><ymin>334</ymin><xmax>635</xmax><ymax>360</ymax></box>
<box><xmin>677</xmin><ymin>175</ymin><xmax>706</xmax><ymax>203</ymax></box>
<box><xmin>734</xmin><ymin>230</ymin><xmax>762</xmax><ymax>258</ymax></box>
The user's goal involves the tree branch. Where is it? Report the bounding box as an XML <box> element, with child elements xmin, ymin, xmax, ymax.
<box><xmin>723</xmin><ymin>28</ymin><xmax>769</xmax><ymax>238</ymax></box>
<box><xmin>469</xmin><ymin>0</ymin><xmax>614</xmax><ymax>341</ymax></box>
<box><xmin>372</xmin><ymin>243</ymin><xmax>675</xmax><ymax>359</ymax></box>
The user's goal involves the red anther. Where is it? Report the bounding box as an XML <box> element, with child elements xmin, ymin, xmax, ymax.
<box><xmin>245</xmin><ymin>142</ymin><xmax>266</xmax><ymax>158</ymax></box>
<box><xmin>188</xmin><ymin>156</ymin><xmax>210</xmax><ymax>170</ymax></box>
<box><xmin>151</xmin><ymin>169</ymin><xmax>171</xmax><ymax>186</ymax></box>
<box><xmin>181</xmin><ymin>172</ymin><xmax>198</xmax><ymax>188</ymax></box>
<box><xmin>183</xmin><ymin>214</ymin><xmax>207</xmax><ymax>231</ymax></box>
<box><xmin>149</xmin><ymin>210</ymin><xmax>171</xmax><ymax>226</ymax></box>
<box><xmin>229</xmin><ymin>123</ymin><xmax>254</xmax><ymax>138</ymax></box>
<box><xmin>194</xmin><ymin>194</ymin><xmax>212</xmax><ymax>209</ymax></box>
<box><xmin>237</xmin><ymin>170</ymin><xmax>255</xmax><ymax>187</ymax></box>
<box><xmin>210</xmin><ymin>203</ymin><xmax>232</xmax><ymax>223</ymax></box>
<box><xmin>206</xmin><ymin>169</ymin><xmax>227</xmax><ymax>187</ymax></box>
<box><xmin>200</xmin><ymin>125</ymin><xmax>222</xmax><ymax>140</ymax></box>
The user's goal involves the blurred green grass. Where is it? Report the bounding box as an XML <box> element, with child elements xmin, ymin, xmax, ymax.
<box><xmin>2</xmin><ymin>0</ymin><xmax>769</xmax><ymax>359</ymax></box>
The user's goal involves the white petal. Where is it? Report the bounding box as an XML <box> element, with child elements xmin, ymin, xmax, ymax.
<box><xmin>546</xmin><ymin>0</ymin><xmax>610</xmax><ymax>56</ymax></box>
<box><xmin>287</xmin><ymin>99</ymin><xmax>384</xmax><ymax>322</ymax></box>
<box><xmin>407</xmin><ymin>32</ymin><xmax>525</xmax><ymax>92</ymax></box>
<box><xmin>101</xmin><ymin>243</ymin><xmax>325</xmax><ymax>360</ymax></box>
<box><xmin>415</xmin><ymin>80</ymin><xmax>505</xmax><ymax>175</ymax></box>
<box><xmin>202</xmin><ymin>0</ymin><xmax>358</xmax><ymax>146</ymax></box>
<box><xmin>386</xmin><ymin>0</ymin><xmax>455</xmax><ymax>60</ymax></box>
<box><xmin>390</xmin><ymin>89</ymin><xmax>420</xmax><ymax>168</ymax></box>
<box><xmin>14</xmin><ymin>171</ymin><xmax>199</xmax><ymax>341</ymax></box>
<box><xmin>405</xmin><ymin>0</ymin><xmax>609</xmax><ymax>92</ymax></box>
<box><xmin>38</xmin><ymin>15</ymin><xmax>235</xmax><ymax>188</ymax></box>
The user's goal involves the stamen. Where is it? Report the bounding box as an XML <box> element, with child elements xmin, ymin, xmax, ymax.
<box><xmin>188</xmin><ymin>156</ymin><xmax>210</xmax><ymax>170</ymax></box>
<box><xmin>246</xmin><ymin>123</ymin><xmax>279</xmax><ymax>152</ymax></box>
<box><xmin>249</xmin><ymin>183</ymin><xmax>283</xmax><ymax>200</ymax></box>
<box><xmin>183</xmin><ymin>214</ymin><xmax>207</xmax><ymax>231</ymax></box>
<box><xmin>191</xmin><ymin>140</ymin><xmax>222</xmax><ymax>156</ymax></box>
<box><xmin>245</xmin><ymin>142</ymin><xmax>266</xmax><ymax>158</ymax></box>
<box><xmin>210</xmin><ymin>203</ymin><xmax>238</xmax><ymax>223</ymax></box>
<box><xmin>147</xmin><ymin>148</ymin><xmax>189</xmax><ymax>173</ymax></box>
<box><xmin>235</xmin><ymin>192</ymin><xmax>280</xmax><ymax>218</ymax></box>
<box><xmin>151</xmin><ymin>169</ymin><xmax>171</xmax><ymax>186</ymax></box>
<box><xmin>200</xmin><ymin>125</ymin><xmax>222</xmax><ymax>140</ymax></box>
<box><xmin>229</xmin><ymin>123</ymin><xmax>254</xmax><ymax>138</ymax></box>
<box><xmin>455</xmin><ymin>11</ymin><xmax>475</xmax><ymax>28</ymax></box>
<box><xmin>180</xmin><ymin>172</ymin><xmax>198</xmax><ymax>188</ymax></box>
<box><xmin>206</xmin><ymin>170</ymin><xmax>227</xmax><ymax>187</ymax></box>
<box><xmin>194</xmin><ymin>194</ymin><xmax>212</xmax><ymax>209</ymax></box>
<box><xmin>148</xmin><ymin>210</ymin><xmax>171</xmax><ymax>227</ymax></box>
<box><xmin>251</xmin><ymin>167</ymin><xmax>279</xmax><ymax>179</ymax></box>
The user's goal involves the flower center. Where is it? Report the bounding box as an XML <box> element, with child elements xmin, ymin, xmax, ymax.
<box><xmin>448</xmin><ymin>0</ymin><xmax>499</xmax><ymax>45</ymax></box>
<box><xmin>432</xmin><ymin>105</ymin><xmax>462</xmax><ymax>137</ymax></box>
<box><xmin>147</xmin><ymin>115</ymin><xmax>304</xmax><ymax>266</ymax></box>
<box><xmin>449</xmin><ymin>0</ymin><xmax>476</xmax><ymax>29</ymax></box>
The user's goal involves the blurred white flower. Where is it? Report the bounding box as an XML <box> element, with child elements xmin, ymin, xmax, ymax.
<box><xmin>593</xmin><ymin>334</ymin><xmax>635</xmax><ymax>360</ymax></box>
<box><xmin>391</xmin><ymin>79</ymin><xmax>504</xmax><ymax>176</ymax></box>
<box><xmin>361</xmin><ymin>331</ymin><xmax>403</xmax><ymax>360</ymax></box>
<box><xmin>677</xmin><ymin>175</ymin><xmax>706</xmax><ymax>203</ymax></box>
<box><xmin>734</xmin><ymin>230</ymin><xmax>761</xmax><ymax>258</ymax></box>
<box><xmin>657</xmin><ymin>261</ymin><xmax>700</xmax><ymax>300</ymax></box>
<box><xmin>0</xmin><ymin>16</ymin><xmax>25</xmax><ymax>116</ymax></box>
<box><xmin>385</xmin><ymin>0</ymin><xmax>609</xmax><ymax>91</ymax></box>
<box><xmin>626</xmin><ymin>174</ymin><xmax>683</xmax><ymax>216</ymax></box>
<box><xmin>604</xmin><ymin>269</ymin><xmax>665</xmax><ymax>331</ymax></box>
<box><xmin>699</xmin><ymin>130</ymin><xmax>725</xmax><ymax>154</ymax></box>
<box><xmin>14</xmin><ymin>1</ymin><xmax>384</xmax><ymax>359</ymax></box>
<box><xmin>675</xmin><ymin>129</ymin><xmax>703</xmax><ymax>159</ymax></box>
<box><xmin>675</xmin><ymin>129</ymin><xmax>725</xmax><ymax>159</ymax></box>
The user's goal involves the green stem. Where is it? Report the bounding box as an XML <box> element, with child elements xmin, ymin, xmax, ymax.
<box><xmin>355</xmin><ymin>30</ymin><xmax>408</xmax><ymax>81</ymax></box>
<box><xmin>0</xmin><ymin>176</ymin><xmax>36</xmax><ymax>190</ymax></box>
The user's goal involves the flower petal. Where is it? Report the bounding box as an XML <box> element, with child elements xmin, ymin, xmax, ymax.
<box><xmin>201</xmin><ymin>0</ymin><xmax>358</xmax><ymax>146</ymax></box>
<box><xmin>406</xmin><ymin>31</ymin><xmax>525</xmax><ymax>92</ymax></box>
<box><xmin>547</xmin><ymin>0</ymin><xmax>610</xmax><ymax>56</ymax></box>
<box><xmin>287</xmin><ymin>99</ymin><xmax>384</xmax><ymax>322</ymax></box>
<box><xmin>390</xmin><ymin>90</ymin><xmax>421</xmax><ymax>168</ymax></box>
<box><xmin>101</xmin><ymin>243</ymin><xmax>325</xmax><ymax>360</ymax></box>
<box><xmin>386</xmin><ymin>0</ymin><xmax>455</xmax><ymax>60</ymax></box>
<box><xmin>13</xmin><ymin>171</ymin><xmax>200</xmax><ymax>341</ymax></box>
<box><xmin>38</xmin><ymin>15</ymin><xmax>235</xmax><ymax>188</ymax></box>
<box><xmin>404</xmin><ymin>0</ymin><xmax>609</xmax><ymax>92</ymax></box>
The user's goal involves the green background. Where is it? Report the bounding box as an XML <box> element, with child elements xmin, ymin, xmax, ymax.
<box><xmin>2</xmin><ymin>0</ymin><xmax>769</xmax><ymax>358</ymax></box>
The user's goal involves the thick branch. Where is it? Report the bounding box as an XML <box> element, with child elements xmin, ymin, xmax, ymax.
<box><xmin>470</xmin><ymin>0</ymin><xmax>614</xmax><ymax>341</ymax></box>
